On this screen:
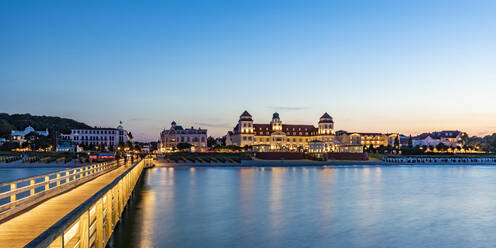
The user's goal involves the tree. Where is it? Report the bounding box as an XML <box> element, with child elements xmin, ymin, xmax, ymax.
<box><xmin>176</xmin><ymin>142</ymin><xmax>192</xmax><ymax>151</ymax></box>
<box><xmin>436</xmin><ymin>143</ymin><xmax>449</xmax><ymax>151</ymax></box>
<box><xmin>24</xmin><ymin>132</ymin><xmax>52</xmax><ymax>150</ymax></box>
<box><xmin>207</xmin><ymin>136</ymin><xmax>216</xmax><ymax>148</ymax></box>
<box><xmin>150</xmin><ymin>141</ymin><xmax>159</xmax><ymax>151</ymax></box>
<box><xmin>0</xmin><ymin>113</ymin><xmax>91</xmax><ymax>138</ymax></box>
<box><xmin>408</xmin><ymin>135</ymin><xmax>413</xmax><ymax>148</ymax></box>
<box><xmin>394</xmin><ymin>136</ymin><xmax>400</xmax><ymax>148</ymax></box>
<box><xmin>0</xmin><ymin>141</ymin><xmax>19</xmax><ymax>151</ymax></box>
<box><xmin>126</xmin><ymin>140</ymin><xmax>134</xmax><ymax>149</ymax></box>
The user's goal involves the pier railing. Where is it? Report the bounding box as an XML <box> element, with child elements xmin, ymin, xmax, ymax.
<box><xmin>25</xmin><ymin>158</ymin><xmax>152</xmax><ymax>248</ymax></box>
<box><xmin>0</xmin><ymin>160</ymin><xmax>123</xmax><ymax>222</ymax></box>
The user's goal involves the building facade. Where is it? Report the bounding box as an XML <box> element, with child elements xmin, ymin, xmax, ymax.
<box><xmin>160</xmin><ymin>121</ymin><xmax>207</xmax><ymax>152</ymax></box>
<box><xmin>226</xmin><ymin>111</ymin><xmax>337</xmax><ymax>152</ymax></box>
<box><xmin>61</xmin><ymin>124</ymin><xmax>131</xmax><ymax>149</ymax></box>
<box><xmin>11</xmin><ymin>126</ymin><xmax>49</xmax><ymax>144</ymax></box>
<box><xmin>336</xmin><ymin>131</ymin><xmax>401</xmax><ymax>148</ymax></box>
<box><xmin>412</xmin><ymin>131</ymin><xmax>465</xmax><ymax>147</ymax></box>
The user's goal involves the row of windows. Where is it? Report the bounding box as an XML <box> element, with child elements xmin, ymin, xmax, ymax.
<box><xmin>73</xmin><ymin>130</ymin><xmax>117</xmax><ymax>135</ymax></box>
<box><xmin>244</xmin><ymin>137</ymin><xmax>333</xmax><ymax>143</ymax></box>
<box><xmin>256</xmin><ymin>131</ymin><xmax>318</xmax><ymax>136</ymax></box>
<box><xmin>74</xmin><ymin>136</ymin><xmax>115</xmax><ymax>141</ymax></box>
<box><xmin>76</xmin><ymin>141</ymin><xmax>116</xmax><ymax>145</ymax></box>
<box><xmin>251</xmin><ymin>126</ymin><xmax>334</xmax><ymax>132</ymax></box>
<box><xmin>165</xmin><ymin>136</ymin><xmax>206</xmax><ymax>143</ymax></box>
<box><xmin>166</xmin><ymin>131</ymin><xmax>207</xmax><ymax>135</ymax></box>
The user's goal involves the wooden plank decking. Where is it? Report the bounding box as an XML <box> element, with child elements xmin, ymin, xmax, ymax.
<box><xmin>0</xmin><ymin>163</ymin><xmax>132</xmax><ymax>248</ymax></box>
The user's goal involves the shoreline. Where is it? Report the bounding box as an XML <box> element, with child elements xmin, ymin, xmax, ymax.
<box><xmin>153</xmin><ymin>159</ymin><xmax>496</xmax><ymax>167</ymax></box>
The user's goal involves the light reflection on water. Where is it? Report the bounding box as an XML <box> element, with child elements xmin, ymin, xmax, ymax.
<box><xmin>0</xmin><ymin>168</ymin><xmax>65</xmax><ymax>183</ymax></box>
<box><xmin>110</xmin><ymin>166</ymin><xmax>496</xmax><ymax>248</ymax></box>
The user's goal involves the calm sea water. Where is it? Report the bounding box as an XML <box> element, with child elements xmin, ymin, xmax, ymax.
<box><xmin>0</xmin><ymin>168</ymin><xmax>65</xmax><ymax>183</ymax></box>
<box><xmin>110</xmin><ymin>166</ymin><xmax>496</xmax><ymax>248</ymax></box>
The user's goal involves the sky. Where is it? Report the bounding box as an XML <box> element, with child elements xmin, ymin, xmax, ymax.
<box><xmin>1</xmin><ymin>0</ymin><xmax>496</xmax><ymax>141</ymax></box>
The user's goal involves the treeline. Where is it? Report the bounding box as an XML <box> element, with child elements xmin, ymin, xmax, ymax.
<box><xmin>0</xmin><ymin>113</ymin><xmax>91</xmax><ymax>138</ymax></box>
<box><xmin>463</xmin><ymin>133</ymin><xmax>496</xmax><ymax>153</ymax></box>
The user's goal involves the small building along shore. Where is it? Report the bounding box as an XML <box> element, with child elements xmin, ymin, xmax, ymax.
<box><xmin>411</xmin><ymin>131</ymin><xmax>465</xmax><ymax>148</ymax></box>
<box><xmin>11</xmin><ymin>126</ymin><xmax>49</xmax><ymax>144</ymax></box>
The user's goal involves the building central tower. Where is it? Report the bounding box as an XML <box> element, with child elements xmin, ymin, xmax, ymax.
<box><xmin>270</xmin><ymin>112</ymin><xmax>282</xmax><ymax>131</ymax></box>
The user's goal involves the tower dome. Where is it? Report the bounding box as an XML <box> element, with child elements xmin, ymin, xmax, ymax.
<box><xmin>240</xmin><ymin>110</ymin><xmax>253</xmax><ymax>121</ymax></box>
<box><xmin>273</xmin><ymin>112</ymin><xmax>280</xmax><ymax>119</ymax></box>
<box><xmin>319</xmin><ymin>112</ymin><xmax>334</xmax><ymax>123</ymax></box>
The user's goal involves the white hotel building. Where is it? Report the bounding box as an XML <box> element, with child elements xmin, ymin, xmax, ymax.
<box><xmin>61</xmin><ymin>124</ymin><xmax>131</xmax><ymax>149</ymax></box>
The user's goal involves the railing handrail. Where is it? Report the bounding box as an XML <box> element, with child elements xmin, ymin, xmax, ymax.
<box><xmin>0</xmin><ymin>163</ymin><xmax>113</xmax><ymax>201</ymax></box>
<box><xmin>0</xmin><ymin>159</ymin><xmax>124</xmax><ymax>221</ymax></box>
<box><xmin>0</xmin><ymin>162</ymin><xmax>109</xmax><ymax>187</ymax></box>
<box><xmin>25</xmin><ymin>158</ymin><xmax>148</xmax><ymax>248</ymax></box>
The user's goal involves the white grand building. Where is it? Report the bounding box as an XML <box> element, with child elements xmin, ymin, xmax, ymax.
<box><xmin>61</xmin><ymin>124</ymin><xmax>131</xmax><ymax>149</ymax></box>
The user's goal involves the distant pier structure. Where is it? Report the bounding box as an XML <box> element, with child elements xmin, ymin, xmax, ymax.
<box><xmin>384</xmin><ymin>156</ymin><xmax>496</xmax><ymax>165</ymax></box>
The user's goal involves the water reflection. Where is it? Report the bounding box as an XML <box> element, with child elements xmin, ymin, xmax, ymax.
<box><xmin>111</xmin><ymin>166</ymin><xmax>496</xmax><ymax>248</ymax></box>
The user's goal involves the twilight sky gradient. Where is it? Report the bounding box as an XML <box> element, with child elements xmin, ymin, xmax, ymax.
<box><xmin>1</xmin><ymin>0</ymin><xmax>496</xmax><ymax>141</ymax></box>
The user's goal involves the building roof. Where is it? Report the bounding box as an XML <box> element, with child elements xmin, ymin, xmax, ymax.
<box><xmin>173</xmin><ymin>125</ymin><xmax>184</xmax><ymax>131</ymax></box>
<box><xmin>318</xmin><ymin>112</ymin><xmax>334</xmax><ymax>123</ymax></box>
<box><xmin>431</xmin><ymin>130</ymin><xmax>463</xmax><ymax>139</ymax></box>
<box><xmin>320</xmin><ymin>112</ymin><xmax>332</xmax><ymax>119</ymax></box>
<box><xmin>240</xmin><ymin>110</ymin><xmax>252</xmax><ymax>117</ymax></box>
<box><xmin>340</xmin><ymin>132</ymin><xmax>385</xmax><ymax>136</ymax></box>
<box><xmin>11</xmin><ymin>126</ymin><xmax>49</xmax><ymax>137</ymax></box>
<box><xmin>250</xmin><ymin>123</ymin><xmax>318</xmax><ymax>136</ymax></box>
<box><xmin>239</xmin><ymin>110</ymin><xmax>253</xmax><ymax>121</ymax></box>
<box><xmin>413</xmin><ymin>131</ymin><xmax>463</xmax><ymax>140</ymax></box>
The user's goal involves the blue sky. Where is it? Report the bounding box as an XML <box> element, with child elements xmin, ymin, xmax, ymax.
<box><xmin>1</xmin><ymin>0</ymin><xmax>496</xmax><ymax>141</ymax></box>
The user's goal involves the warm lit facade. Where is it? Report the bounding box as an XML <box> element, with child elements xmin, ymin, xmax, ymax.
<box><xmin>336</xmin><ymin>131</ymin><xmax>400</xmax><ymax>148</ymax></box>
<box><xmin>160</xmin><ymin>121</ymin><xmax>207</xmax><ymax>152</ymax></box>
<box><xmin>412</xmin><ymin>131</ymin><xmax>465</xmax><ymax>147</ymax></box>
<box><xmin>226</xmin><ymin>111</ymin><xmax>337</xmax><ymax>152</ymax></box>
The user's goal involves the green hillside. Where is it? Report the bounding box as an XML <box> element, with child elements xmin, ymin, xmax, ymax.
<box><xmin>0</xmin><ymin>113</ymin><xmax>91</xmax><ymax>138</ymax></box>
